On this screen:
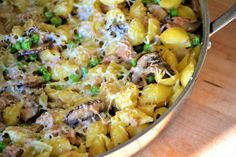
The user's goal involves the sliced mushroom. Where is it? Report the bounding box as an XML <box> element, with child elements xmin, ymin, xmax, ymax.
<box><xmin>23</xmin><ymin>75</ymin><xmax>44</xmax><ymax>88</ymax></box>
<box><xmin>2</xmin><ymin>145</ymin><xmax>23</xmax><ymax>157</ymax></box>
<box><xmin>0</xmin><ymin>92</ymin><xmax>17</xmax><ymax>109</ymax></box>
<box><xmin>20</xmin><ymin>95</ymin><xmax>39</xmax><ymax>122</ymax></box>
<box><xmin>36</xmin><ymin>112</ymin><xmax>54</xmax><ymax>130</ymax></box>
<box><xmin>131</xmin><ymin>52</ymin><xmax>174</xmax><ymax>86</ymax></box>
<box><xmin>191</xmin><ymin>0</ymin><xmax>200</xmax><ymax>15</ymax></box>
<box><xmin>107</xmin><ymin>21</ymin><xmax>128</xmax><ymax>38</ymax></box>
<box><xmin>65</xmin><ymin>99</ymin><xmax>107</xmax><ymax>128</ymax></box>
<box><xmin>166</xmin><ymin>17</ymin><xmax>201</xmax><ymax>32</ymax></box>
<box><xmin>148</xmin><ymin>4</ymin><xmax>168</xmax><ymax>21</ymax></box>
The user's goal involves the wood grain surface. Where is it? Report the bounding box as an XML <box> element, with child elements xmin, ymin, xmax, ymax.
<box><xmin>134</xmin><ymin>0</ymin><xmax>236</xmax><ymax>157</ymax></box>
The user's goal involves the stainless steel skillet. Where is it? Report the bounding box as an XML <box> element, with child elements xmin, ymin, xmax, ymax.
<box><xmin>100</xmin><ymin>1</ymin><xmax>236</xmax><ymax>156</ymax></box>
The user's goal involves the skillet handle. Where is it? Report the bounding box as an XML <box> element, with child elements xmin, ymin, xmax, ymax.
<box><xmin>210</xmin><ymin>3</ymin><xmax>236</xmax><ymax>37</ymax></box>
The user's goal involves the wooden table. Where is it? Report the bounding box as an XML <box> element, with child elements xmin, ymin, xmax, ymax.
<box><xmin>134</xmin><ymin>1</ymin><xmax>236</xmax><ymax>157</ymax></box>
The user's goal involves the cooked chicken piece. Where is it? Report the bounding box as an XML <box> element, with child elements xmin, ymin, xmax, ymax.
<box><xmin>116</xmin><ymin>40</ymin><xmax>136</xmax><ymax>62</ymax></box>
<box><xmin>65</xmin><ymin>99</ymin><xmax>106</xmax><ymax>128</ymax></box>
<box><xmin>2</xmin><ymin>145</ymin><xmax>23</xmax><ymax>157</ymax></box>
<box><xmin>148</xmin><ymin>4</ymin><xmax>168</xmax><ymax>21</ymax></box>
<box><xmin>166</xmin><ymin>17</ymin><xmax>201</xmax><ymax>32</ymax></box>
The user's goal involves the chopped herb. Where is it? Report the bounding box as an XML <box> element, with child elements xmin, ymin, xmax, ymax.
<box><xmin>144</xmin><ymin>43</ymin><xmax>152</xmax><ymax>52</ymax></box>
<box><xmin>69</xmin><ymin>74</ymin><xmax>80</xmax><ymax>83</ymax></box>
<box><xmin>0</xmin><ymin>141</ymin><xmax>6</xmax><ymax>152</ymax></box>
<box><xmin>153</xmin><ymin>0</ymin><xmax>160</xmax><ymax>4</ymax></box>
<box><xmin>90</xmin><ymin>85</ymin><xmax>100</xmax><ymax>96</ymax></box>
<box><xmin>38</xmin><ymin>65</ymin><xmax>48</xmax><ymax>75</ymax></box>
<box><xmin>170</xmin><ymin>8</ymin><xmax>178</xmax><ymax>17</ymax></box>
<box><xmin>90</xmin><ymin>57</ymin><xmax>101</xmax><ymax>67</ymax></box>
<box><xmin>45</xmin><ymin>11</ymin><xmax>53</xmax><ymax>20</ymax></box>
<box><xmin>147</xmin><ymin>74</ymin><xmax>156</xmax><ymax>84</ymax></box>
<box><xmin>68</xmin><ymin>41</ymin><xmax>76</xmax><ymax>49</ymax></box>
<box><xmin>43</xmin><ymin>73</ymin><xmax>52</xmax><ymax>82</ymax></box>
<box><xmin>81</xmin><ymin>67</ymin><xmax>88</xmax><ymax>77</ymax></box>
<box><xmin>75</xmin><ymin>34</ymin><xmax>82</xmax><ymax>43</ymax></box>
<box><xmin>29</xmin><ymin>54</ymin><xmax>37</xmax><ymax>61</ymax></box>
<box><xmin>192</xmin><ymin>35</ymin><xmax>201</xmax><ymax>46</ymax></box>
<box><xmin>17</xmin><ymin>56</ymin><xmax>25</xmax><ymax>61</ymax></box>
<box><xmin>21</xmin><ymin>40</ymin><xmax>32</xmax><ymax>51</ymax></box>
<box><xmin>131</xmin><ymin>58</ymin><xmax>137</xmax><ymax>67</ymax></box>
<box><xmin>50</xmin><ymin>17</ymin><xmax>62</xmax><ymax>27</ymax></box>
<box><xmin>31</xmin><ymin>33</ymin><xmax>40</xmax><ymax>44</ymax></box>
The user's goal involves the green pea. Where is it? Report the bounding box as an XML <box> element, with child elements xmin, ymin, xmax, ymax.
<box><xmin>69</xmin><ymin>74</ymin><xmax>80</xmax><ymax>83</ymax></box>
<box><xmin>38</xmin><ymin>65</ymin><xmax>48</xmax><ymax>75</ymax></box>
<box><xmin>192</xmin><ymin>35</ymin><xmax>201</xmax><ymax>46</ymax></box>
<box><xmin>90</xmin><ymin>57</ymin><xmax>101</xmax><ymax>67</ymax></box>
<box><xmin>153</xmin><ymin>0</ymin><xmax>160</xmax><ymax>4</ymax></box>
<box><xmin>170</xmin><ymin>8</ymin><xmax>178</xmax><ymax>17</ymax></box>
<box><xmin>21</xmin><ymin>40</ymin><xmax>32</xmax><ymax>51</ymax></box>
<box><xmin>75</xmin><ymin>34</ymin><xmax>82</xmax><ymax>42</ymax></box>
<box><xmin>131</xmin><ymin>58</ymin><xmax>137</xmax><ymax>67</ymax></box>
<box><xmin>50</xmin><ymin>17</ymin><xmax>62</xmax><ymax>27</ymax></box>
<box><xmin>0</xmin><ymin>141</ymin><xmax>6</xmax><ymax>152</ymax></box>
<box><xmin>43</xmin><ymin>73</ymin><xmax>52</xmax><ymax>82</ymax></box>
<box><xmin>17</xmin><ymin>56</ymin><xmax>25</xmax><ymax>61</ymax></box>
<box><xmin>90</xmin><ymin>85</ymin><xmax>100</xmax><ymax>96</ymax></box>
<box><xmin>81</xmin><ymin>67</ymin><xmax>88</xmax><ymax>77</ymax></box>
<box><xmin>45</xmin><ymin>11</ymin><xmax>53</xmax><ymax>20</ymax></box>
<box><xmin>68</xmin><ymin>41</ymin><xmax>76</xmax><ymax>49</ymax></box>
<box><xmin>31</xmin><ymin>33</ymin><xmax>40</xmax><ymax>44</ymax></box>
<box><xmin>13</xmin><ymin>42</ymin><xmax>22</xmax><ymax>51</ymax></box>
<box><xmin>144</xmin><ymin>43</ymin><xmax>152</xmax><ymax>52</ymax></box>
<box><xmin>147</xmin><ymin>74</ymin><xmax>155</xmax><ymax>84</ymax></box>
<box><xmin>29</xmin><ymin>54</ymin><xmax>37</xmax><ymax>62</ymax></box>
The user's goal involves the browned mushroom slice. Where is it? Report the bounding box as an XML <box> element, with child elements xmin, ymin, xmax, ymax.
<box><xmin>2</xmin><ymin>145</ymin><xmax>23</xmax><ymax>157</ymax></box>
<box><xmin>131</xmin><ymin>52</ymin><xmax>174</xmax><ymax>86</ymax></box>
<box><xmin>166</xmin><ymin>17</ymin><xmax>201</xmax><ymax>32</ymax></box>
<box><xmin>147</xmin><ymin>4</ymin><xmax>168</xmax><ymax>21</ymax></box>
<box><xmin>0</xmin><ymin>92</ymin><xmax>17</xmax><ymax>109</ymax></box>
<box><xmin>65</xmin><ymin>99</ymin><xmax>106</xmax><ymax>128</ymax></box>
<box><xmin>191</xmin><ymin>0</ymin><xmax>200</xmax><ymax>15</ymax></box>
<box><xmin>23</xmin><ymin>75</ymin><xmax>44</xmax><ymax>88</ymax></box>
<box><xmin>20</xmin><ymin>95</ymin><xmax>39</xmax><ymax>122</ymax></box>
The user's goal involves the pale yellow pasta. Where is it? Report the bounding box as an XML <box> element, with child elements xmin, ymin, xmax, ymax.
<box><xmin>177</xmin><ymin>5</ymin><xmax>197</xmax><ymax>20</ymax></box>
<box><xmin>37</xmin><ymin>23</ymin><xmax>57</xmax><ymax>33</ymax></box>
<box><xmin>153</xmin><ymin>107</ymin><xmax>168</xmax><ymax>120</ymax></box>
<box><xmin>3</xmin><ymin>127</ymin><xmax>33</xmax><ymax>145</ymax></box>
<box><xmin>10</xmin><ymin>0</ymin><xmax>29</xmax><ymax>12</ymax></box>
<box><xmin>139</xmin><ymin>84</ymin><xmax>172</xmax><ymax>106</ymax></box>
<box><xmin>114</xmin><ymin>82</ymin><xmax>139</xmax><ymax>110</ymax></box>
<box><xmin>146</xmin><ymin>18</ymin><xmax>161</xmax><ymax>43</ymax></box>
<box><xmin>130</xmin><ymin>0</ymin><xmax>147</xmax><ymax>19</ymax></box>
<box><xmin>86</xmin><ymin>121</ymin><xmax>108</xmax><ymax>147</ymax></box>
<box><xmin>51</xmin><ymin>61</ymin><xmax>79</xmax><ymax>80</ymax></box>
<box><xmin>59</xmin><ymin>151</ymin><xmax>88</xmax><ymax>157</ymax></box>
<box><xmin>169</xmin><ymin>81</ymin><xmax>184</xmax><ymax>105</ymax></box>
<box><xmin>22</xmin><ymin>141</ymin><xmax>52</xmax><ymax>157</ymax></box>
<box><xmin>47</xmin><ymin>136</ymin><xmax>72</xmax><ymax>157</ymax></box>
<box><xmin>106</xmin><ymin>8</ymin><xmax>126</xmax><ymax>23</ymax></box>
<box><xmin>128</xmin><ymin>19</ymin><xmax>146</xmax><ymax>46</ymax></box>
<box><xmin>159</xmin><ymin>0</ymin><xmax>182</xmax><ymax>9</ymax></box>
<box><xmin>138</xmin><ymin>104</ymin><xmax>157</xmax><ymax>117</ymax></box>
<box><xmin>180</xmin><ymin>60</ymin><xmax>196</xmax><ymax>87</ymax></box>
<box><xmin>110</xmin><ymin>119</ymin><xmax>129</xmax><ymax>146</ymax></box>
<box><xmin>53</xmin><ymin>0</ymin><xmax>74</xmax><ymax>18</ymax></box>
<box><xmin>100</xmin><ymin>0</ymin><xmax>125</xmax><ymax>6</ymax></box>
<box><xmin>155</xmin><ymin>69</ymin><xmax>179</xmax><ymax>86</ymax></box>
<box><xmin>160</xmin><ymin>27</ymin><xmax>191</xmax><ymax>48</ymax></box>
<box><xmin>105</xmin><ymin>61</ymin><xmax>128</xmax><ymax>81</ymax></box>
<box><xmin>3</xmin><ymin>102</ymin><xmax>22</xmax><ymax>126</ymax></box>
<box><xmin>126</xmin><ymin>124</ymin><xmax>149</xmax><ymax>137</ymax></box>
<box><xmin>45</xmin><ymin>87</ymin><xmax>81</xmax><ymax>105</ymax></box>
<box><xmin>115</xmin><ymin>108</ymin><xmax>153</xmax><ymax>126</ymax></box>
<box><xmin>40</xmin><ymin>49</ymin><xmax>61</xmax><ymax>64</ymax></box>
<box><xmin>89</xmin><ymin>135</ymin><xmax>108</xmax><ymax>156</ymax></box>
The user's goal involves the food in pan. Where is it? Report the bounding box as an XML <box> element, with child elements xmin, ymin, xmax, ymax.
<box><xmin>0</xmin><ymin>0</ymin><xmax>201</xmax><ymax>156</ymax></box>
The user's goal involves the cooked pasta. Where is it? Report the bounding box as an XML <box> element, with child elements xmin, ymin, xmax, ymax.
<box><xmin>0</xmin><ymin>0</ymin><xmax>201</xmax><ymax>156</ymax></box>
